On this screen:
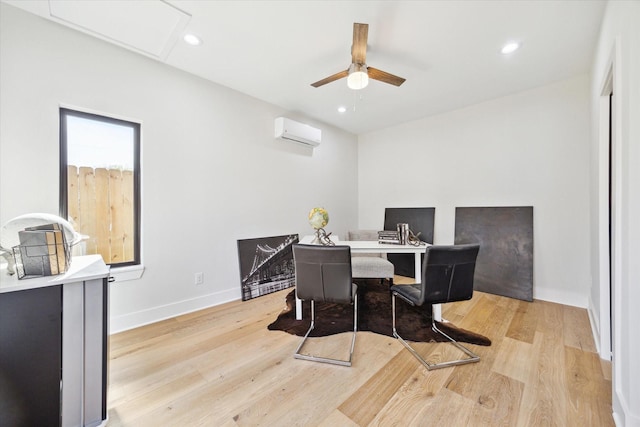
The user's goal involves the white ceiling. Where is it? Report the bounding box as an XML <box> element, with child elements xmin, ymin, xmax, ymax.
<box><xmin>5</xmin><ymin>0</ymin><xmax>607</xmax><ymax>135</ymax></box>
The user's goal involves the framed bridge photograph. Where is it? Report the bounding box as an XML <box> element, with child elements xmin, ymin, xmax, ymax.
<box><xmin>237</xmin><ymin>234</ymin><xmax>299</xmax><ymax>301</ymax></box>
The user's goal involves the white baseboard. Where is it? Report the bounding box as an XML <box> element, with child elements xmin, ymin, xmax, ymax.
<box><xmin>532</xmin><ymin>286</ymin><xmax>587</xmax><ymax>308</ymax></box>
<box><xmin>614</xmin><ymin>388</ymin><xmax>640</xmax><ymax>427</ymax></box>
<box><xmin>587</xmin><ymin>293</ymin><xmax>605</xmax><ymax>359</ymax></box>
<box><xmin>109</xmin><ymin>287</ymin><xmax>239</xmax><ymax>334</ymax></box>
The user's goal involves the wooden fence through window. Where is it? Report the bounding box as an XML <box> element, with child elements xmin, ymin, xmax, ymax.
<box><xmin>67</xmin><ymin>165</ymin><xmax>134</xmax><ymax>264</ymax></box>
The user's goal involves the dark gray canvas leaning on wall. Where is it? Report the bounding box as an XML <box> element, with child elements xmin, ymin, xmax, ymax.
<box><xmin>454</xmin><ymin>206</ymin><xmax>533</xmax><ymax>302</ymax></box>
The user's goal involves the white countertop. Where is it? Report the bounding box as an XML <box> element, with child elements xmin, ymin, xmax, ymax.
<box><xmin>0</xmin><ymin>254</ymin><xmax>109</xmax><ymax>293</ymax></box>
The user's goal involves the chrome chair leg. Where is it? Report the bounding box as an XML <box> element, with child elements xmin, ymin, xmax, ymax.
<box><xmin>392</xmin><ymin>292</ymin><xmax>480</xmax><ymax>370</ymax></box>
<box><xmin>294</xmin><ymin>295</ymin><xmax>358</xmax><ymax>367</ymax></box>
<box><xmin>430</xmin><ymin>318</ymin><xmax>480</xmax><ymax>366</ymax></box>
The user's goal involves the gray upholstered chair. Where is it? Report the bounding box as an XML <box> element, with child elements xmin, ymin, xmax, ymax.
<box><xmin>347</xmin><ymin>230</ymin><xmax>394</xmax><ymax>285</ymax></box>
<box><xmin>292</xmin><ymin>244</ymin><xmax>358</xmax><ymax>366</ymax></box>
<box><xmin>391</xmin><ymin>243</ymin><xmax>481</xmax><ymax>370</ymax></box>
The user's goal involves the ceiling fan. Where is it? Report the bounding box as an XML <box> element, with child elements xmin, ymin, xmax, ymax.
<box><xmin>311</xmin><ymin>23</ymin><xmax>406</xmax><ymax>90</ymax></box>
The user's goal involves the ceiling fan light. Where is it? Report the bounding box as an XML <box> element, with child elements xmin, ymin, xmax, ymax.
<box><xmin>347</xmin><ymin>71</ymin><xmax>368</xmax><ymax>90</ymax></box>
<box><xmin>347</xmin><ymin>64</ymin><xmax>369</xmax><ymax>90</ymax></box>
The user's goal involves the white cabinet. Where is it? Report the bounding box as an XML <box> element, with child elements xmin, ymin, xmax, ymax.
<box><xmin>0</xmin><ymin>255</ymin><xmax>110</xmax><ymax>427</ymax></box>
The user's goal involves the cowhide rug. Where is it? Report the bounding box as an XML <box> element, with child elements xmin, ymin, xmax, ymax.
<box><xmin>268</xmin><ymin>280</ymin><xmax>491</xmax><ymax>346</ymax></box>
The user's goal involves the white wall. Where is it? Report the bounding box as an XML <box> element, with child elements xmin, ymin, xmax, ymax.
<box><xmin>0</xmin><ymin>4</ymin><xmax>359</xmax><ymax>332</ymax></box>
<box><xmin>589</xmin><ymin>2</ymin><xmax>640</xmax><ymax>426</ymax></box>
<box><xmin>358</xmin><ymin>75</ymin><xmax>591</xmax><ymax>308</ymax></box>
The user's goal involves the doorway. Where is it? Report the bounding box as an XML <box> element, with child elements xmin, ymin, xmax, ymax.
<box><xmin>607</xmin><ymin>91</ymin><xmax>613</xmax><ymax>359</ymax></box>
<box><xmin>597</xmin><ymin>61</ymin><xmax>617</xmax><ymax>363</ymax></box>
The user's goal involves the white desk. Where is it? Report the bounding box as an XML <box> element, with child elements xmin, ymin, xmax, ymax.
<box><xmin>296</xmin><ymin>236</ymin><xmax>441</xmax><ymax>320</ymax></box>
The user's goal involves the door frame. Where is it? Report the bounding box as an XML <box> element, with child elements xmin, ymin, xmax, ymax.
<box><xmin>596</xmin><ymin>36</ymin><xmax>623</xmax><ymax>422</ymax></box>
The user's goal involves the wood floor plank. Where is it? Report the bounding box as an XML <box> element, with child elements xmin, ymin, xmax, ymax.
<box><xmin>109</xmin><ymin>317</ymin><xmax>179</xmax><ymax>350</ymax></box>
<box><xmin>516</xmin><ymin>301</ymin><xmax>568</xmax><ymax>426</ymax></box>
<box><xmin>564</xmin><ymin>345</ymin><xmax>614</xmax><ymax>426</ymax></box>
<box><xmin>515</xmin><ymin>331</ymin><xmax>565</xmax><ymax>427</ymax></box>
<box><xmin>492</xmin><ymin>336</ymin><xmax>537</xmax><ymax>384</ymax></box>
<box><xmin>444</xmin><ymin>296</ymin><xmax>512</xmax><ymax>400</ymax></box>
<box><xmin>232</xmin><ymin>332</ymin><xmax>401</xmax><ymax>426</ymax></box>
<box><xmin>108</xmin><ymin>370</ymin><xmax>207</xmax><ymax>425</ymax></box>
<box><xmin>534</xmin><ymin>299</ymin><xmax>564</xmax><ymax>337</ymax></box>
<box><xmin>338</xmin><ymin>343</ymin><xmax>417</xmax><ymax>425</ymax></box>
<box><xmin>563</xmin><ymin>305</ymin><xmax>597</xmax><ymax>352</ymax></box>
<box><xmin>407</xmin><ymin>387</ymin><xmax>475</xmax><ymax>427</ymax></box>
<box><xmin>367</xmin><ymin>363</ymin><xmax>458</xmax><ymax>426</ymax></box>
<box><xmin>117</xmin><ymin>335</ymin><xmax>297</xmax><ymax>425</ymax></box>
<box><xmin>107</xmin><ymin>287</ymin><xmax>614</xmax><ymax>426</ymax></box>
<box><xmin>109</xmin><ymin>348</ymin><xmax>204</xmax><ymax>408</ymax></box>
<box><xmin>468</xmin><ymin>371</ymin><xmax>524</xmax><ymax>426</ymax></box>
<box><xmin>316</xmin><ymin>409</ymin><xmax>359</xmax><ymax>427</ymax></box>
<box><xmin>505</xmin><ymin>300</ymin><xmax>538</xmax><ymax>344</ymax></box>
<box><xmin>232</xmin><ymin>364</ymin><xmax>356</xmax><ymax>426</ymax></box>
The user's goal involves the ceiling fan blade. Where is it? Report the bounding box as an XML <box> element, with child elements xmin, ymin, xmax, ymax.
<box><xmin>351</xmin><ymin>23</ymin><xmax>368</xmax><ymax>64</ymax></box>
<box><xmin>367</xmin><ymin>67</ymin><xmax>406</xmax><ymax>86</ymax></box>
<box><xmin>310</xmin><ymin>69</ymin><xmax>349</xmax><ymax>88</ymax></box>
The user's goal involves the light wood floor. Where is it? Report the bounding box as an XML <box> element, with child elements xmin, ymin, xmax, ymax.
<box><xmin>107</xmin><ymin>277</ymin><xmax>613</xmax><ymax>426</ymax></box>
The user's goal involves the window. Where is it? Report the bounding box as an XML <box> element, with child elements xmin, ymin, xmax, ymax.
<box><xmin>60</xmin><ymin>108</ymin><xmax>140</xmax><ymax>267</ymax></box>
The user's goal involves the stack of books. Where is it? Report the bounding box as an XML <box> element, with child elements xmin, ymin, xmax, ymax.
<box><xmin>378</xmin><ymin>230</ymin><xmax>401</xmax><ymax>245</ymax></box>
<box><xmin>14</xmin><ymin>223</ymin><xmax>69</xmax><ymax>279</ymax></box>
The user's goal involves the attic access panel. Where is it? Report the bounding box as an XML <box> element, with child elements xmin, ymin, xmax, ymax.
<box><xmin>48</xmin><ymin>0</ymin><xmax>190</xmax><ymax>59</ymax></box>
<box><xmin>454</xmin><ymin>206</ymin><xmax>533</xmax><ymax>302</ymax></box>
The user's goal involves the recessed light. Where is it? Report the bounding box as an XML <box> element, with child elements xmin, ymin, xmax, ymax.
<box><xmin>338</xmin><ymin>106</ymin><xmax>347</xmax><ymax>113</ymax></box>
<box><xmin>501</xmin><ymin>42</ymin><xmax>520</xmax><ymax>54</ymax></box>
<box><xmin>183</xmin><ymin>33</ymin><xmax>202</xmax><ymax>46</ymax></box>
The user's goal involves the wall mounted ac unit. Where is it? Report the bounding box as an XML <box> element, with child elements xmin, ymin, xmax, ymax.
<box><xmin>274</xmin><ymin>117</ymin><xmax>321</xmax><ymax>147</ymax></box>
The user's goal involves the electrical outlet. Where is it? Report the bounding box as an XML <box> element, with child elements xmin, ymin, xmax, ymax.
<box><xmin>195</xmin><ymin>272</ymin><xmax>204</xmax><ymax>285</ymax></box>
